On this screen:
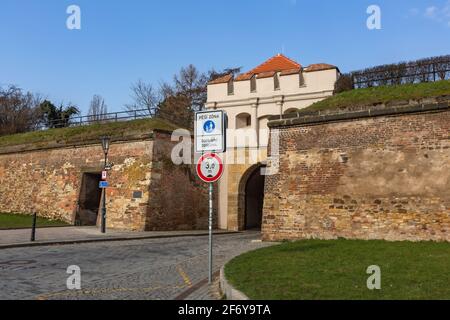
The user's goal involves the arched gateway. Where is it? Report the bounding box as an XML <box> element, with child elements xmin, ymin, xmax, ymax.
<box><xmin>238</xmin><ymin>164</ymin><xmax>266</xmax><ymax>230</ymax></box>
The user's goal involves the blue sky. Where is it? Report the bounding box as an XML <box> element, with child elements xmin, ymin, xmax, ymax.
<box><xmin>1</xmin><ymin>0</ymin><xmax>449</xmax><ymax>114</ymax></box>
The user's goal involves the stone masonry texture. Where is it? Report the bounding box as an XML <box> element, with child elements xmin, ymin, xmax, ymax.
<box><xmin>263</xmin><ymin>105</ymin><xmax>450</xmax><ymax>242</ymax></box>
<box><xmin>145</xmin><ymin>131</ymin><xmax>212</xmax><ymax>231</ymax></box>
<box><xmin>0</xmin><ymin>130</ymin><xmax>210</xmax><ymax>231</ymax></box>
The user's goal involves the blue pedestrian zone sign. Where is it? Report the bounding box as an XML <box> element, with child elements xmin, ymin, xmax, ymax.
<box><xmin>99</xmin><ymin>181</ymin><xmax>109</xmax><ymax>189</ymax></box>
<box><xmin>203</xmin><ymin>120</ymin><xmax>216</xmax><ymax>133</ymax></box>
<box><xmin>195</xmin><ymin>110</ymin><xmax>226</xmax><ymax>153</ymax></box>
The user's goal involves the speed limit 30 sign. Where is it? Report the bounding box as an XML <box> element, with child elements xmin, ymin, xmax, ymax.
<box><xmin>196</xmin><ymin>153</ymin><xmax>224</xmax><ymax>183</ymax></box>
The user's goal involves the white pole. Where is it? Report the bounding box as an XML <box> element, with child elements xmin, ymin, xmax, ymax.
<box><xmin>208</xmin><ymin>182</ymin><xmax>213</xmax><ymax>284</ymax></box>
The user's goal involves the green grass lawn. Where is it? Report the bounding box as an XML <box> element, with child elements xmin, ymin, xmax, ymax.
<box><xmin>0</xmin><ymin>213</ymin><xmax>69</xmax><ymax>229</ymax></box>
<box><xmin>304</xmin><ymin>80</ymin><xmax>450</xmax><ymax>112</ymax></box>
<box><xmin>225</xmin><ymin>239</ymin><xmax>450</xmax><ymax>300</ymax></box>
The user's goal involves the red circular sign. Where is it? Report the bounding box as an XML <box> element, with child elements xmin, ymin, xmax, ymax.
<box><xmin>196</xmin><ymin>153</ymin><xmax>224</xmax><ymax>183</ymax></box>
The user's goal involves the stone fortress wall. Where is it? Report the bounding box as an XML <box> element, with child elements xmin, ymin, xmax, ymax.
<box><xmin>263</xmin><ymin>98</ymin><xmax>450</xmax><ymax>242</ymax></box>
<box><xmin>0</xmin><ymin>130</ymin><xmax>211</xmax><ymax>231</ymax></box>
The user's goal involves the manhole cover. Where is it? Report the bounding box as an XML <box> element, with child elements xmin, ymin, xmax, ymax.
<box><xmin>0</xmin><ymin>260</ymin><xmax>36</xmax><ymax>266</ymax></box>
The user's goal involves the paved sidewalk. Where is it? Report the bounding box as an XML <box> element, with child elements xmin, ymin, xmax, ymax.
<box><xmin>0</xmin><ymin>226</ymin><xmax>236</xmax><ymax>249</ymax></box>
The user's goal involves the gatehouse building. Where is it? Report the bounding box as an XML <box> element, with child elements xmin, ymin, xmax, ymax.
<box><xmin>206</xmin><ymin>54</ymin><xmax>340</xmax><ymax>230</ymax></box>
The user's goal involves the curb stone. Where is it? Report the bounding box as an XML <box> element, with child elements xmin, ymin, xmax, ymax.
<box><xmin>0</xmin><ymin>231</ymin><xmax>239</xmax><ymax>250</ymax></box>
<box><xmin>219</xmin><ymin>266</ymin><xmax>250</xmax><ymax>300</ymax></box>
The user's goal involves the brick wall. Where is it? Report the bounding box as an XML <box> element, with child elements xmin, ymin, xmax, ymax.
<box><xmin>263</xmin><ymin>105</ymin><xmax>450</xmax><ymax>242</ymax></box>
<box><xmin>0</xmin><ymin>131</ymin><xmax>210</xmax><ymax>231</ymax></box>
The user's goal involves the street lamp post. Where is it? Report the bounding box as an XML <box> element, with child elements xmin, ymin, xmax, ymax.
<box><xmin>101</xmin><ymin>136</ymin><xmax>110</xmax><ymax>234</ymax></box>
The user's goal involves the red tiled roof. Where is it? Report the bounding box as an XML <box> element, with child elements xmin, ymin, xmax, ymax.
<box><xmin>280</xmin><ymin>68</ymin><xmax>302</xmax><ymax>76</ymax></box>
<box><xmin>208</xmin><ymin>74</ymin><xmax>233</xmax><ymax>85</ymax></box>
<box><xmin>230</xmin><ymin>54</ymin><xmax>302</xmax><ymax>83</ymax></box>
<box><xmin>207</xmin><ymin>55</ymin><xmax>338</xmax><ymax>86</ymax></box>
<box><xmin>304</xmin><ymin>63</ymin><xmax>337</xmax><ymax>72</ymax></box>
<box><xmin>235</xmin><ymin>73</ymin><xmax>254</xmax><ymax>81</ymax></box>
<box><xmin>249</xmin><ymin>54</ymin><xmax>302</xmax><ymax>74</ymax></box>
<box><xmin>257</xmin><ymin>71</ymin><xmax>276</xmax><ymax>79</ymax></box>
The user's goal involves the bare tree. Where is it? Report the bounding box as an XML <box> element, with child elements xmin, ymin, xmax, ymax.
<box><xmin>156</xmin><ymin>65</ymin><xmax>241</xmax><ymax>127</ymax></box>
<box><xmin>157</xmin><ymin>94</ymin><xmax>192</xmax><ymax>128</ymax></box>
<box><xmin>208</xmin><ymin>67</ymin><xmax>242</xmax><ymax>81</ymax></box>
<box><xmin>125</xmin><ymin>66</ymin><xmax>241</xmax><ymax>127</ymax></box>
<box><xmin>172</xmin><ymin>65</ymin><xmax>241</xmax><ymax>112</ymax></box>
<box><xmin>0</xmin><ymin>85</ymin><xmax>43</xmax><ymax>136</ymax></box>
<box><xmin>173</xmin><ymin>64</ymin><xmax>209</xmax><ymax>112</ymax></box>
<box><xmin>159</xmin><ymin>81</ymin><xmax>175</xmax><ymax>100</ymax></box>
<box><xmin>125</xmin><ymin>79</ymin><xmax>159</xmax><ymax>116</ymax></box>
<box><xmin>88</xmin><ymin>95</ymin><xmax>108</xmax><ymax>122</ymax></box>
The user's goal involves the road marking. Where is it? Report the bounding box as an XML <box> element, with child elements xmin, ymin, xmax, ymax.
<box><xmin>177</xmin><ymin>265</ymin><xmax>192</xmax><ymax>287</ymax></box>
<box><xmin>174</xmin><ymin>270</ymin><xmax>220</xmax><ymax>300</ymax></box>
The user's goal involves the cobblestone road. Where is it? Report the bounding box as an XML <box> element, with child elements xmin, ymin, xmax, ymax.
<box><xmin>0</xmin><ymin>232</ymin><xmax>274</xmax><ymax>300</ymax></box>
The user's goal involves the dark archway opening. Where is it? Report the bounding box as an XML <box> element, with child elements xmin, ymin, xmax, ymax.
<box><xmin>76</xmin><ymin>173</ymin><xmax>102</xmax><ymax>226</ymax></box>
<box><xmin>245</xmin><ymin>167</ymin><xmax>266</xmax><ymax>230</ymax></box>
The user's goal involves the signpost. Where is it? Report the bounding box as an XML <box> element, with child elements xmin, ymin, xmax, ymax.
<box><xmin>195</xmin><ymin>110</ymin><xmax>227</xmax><ymax>284</ymax></box>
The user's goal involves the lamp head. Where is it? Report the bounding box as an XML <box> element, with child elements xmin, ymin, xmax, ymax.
<box><xmin>101</xmin><ymin>136</ymin><xmax>111</xmax><ymax>154</ymax></box>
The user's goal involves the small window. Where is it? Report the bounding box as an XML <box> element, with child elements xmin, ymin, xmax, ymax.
<box><xmin>250</xmin><ymin>75</ymin><xmax>257</xmax><ymax>92</ymax></box>
<box><xmin>227</xmin><ymin>80</ymin><xmax>234</xmax><ymax>95</ymax></box>
<box><xmin>236</xmin><ymin>113</ymin><xmax>252</xmax><ymax>129</ymax></box>
<box><xmin>299</xmin><ymin>72</ymin><xmax>305</xmax><ymax>86</ymax></box>
<box><xmin>274</xmin><ymin>73</ymin><xmax>280</xmax><ymax>90</ymax></box>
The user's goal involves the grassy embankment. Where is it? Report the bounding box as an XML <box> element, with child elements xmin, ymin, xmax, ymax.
<box><xmin>304</xmin><ymin>79</ymin><xmax>450</xmax><ymax>112</ymax></box>
<box><xmin>0</xmin><ymin>117</ymin><xmax>179</xmax><ymax>149</ymax></box>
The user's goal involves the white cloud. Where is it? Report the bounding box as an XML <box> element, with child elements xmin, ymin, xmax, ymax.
<box><xmin>423</xmin><ymin>1</ymin><xmax>450</xmax><ymax>27</ymax></box>
<box><xmin>425</xmin><ymin>6</ymin><xmax>437</xmax><ymax>18</ymax></box>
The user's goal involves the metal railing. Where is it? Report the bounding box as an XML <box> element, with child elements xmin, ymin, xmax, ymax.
<box><xmin>351</xmin><ymin>58</ymin><xmax>450</xmax><ymax>89</ymax></box>
<box><xmin>38</xmin><ymin>108</ymin><xmax>154</xmax><ymax>130</ymax></box>
<box><xmin>34</xmin><ymin>107</ymin><xmax>193</xmax><ymax>132</ymax></box>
